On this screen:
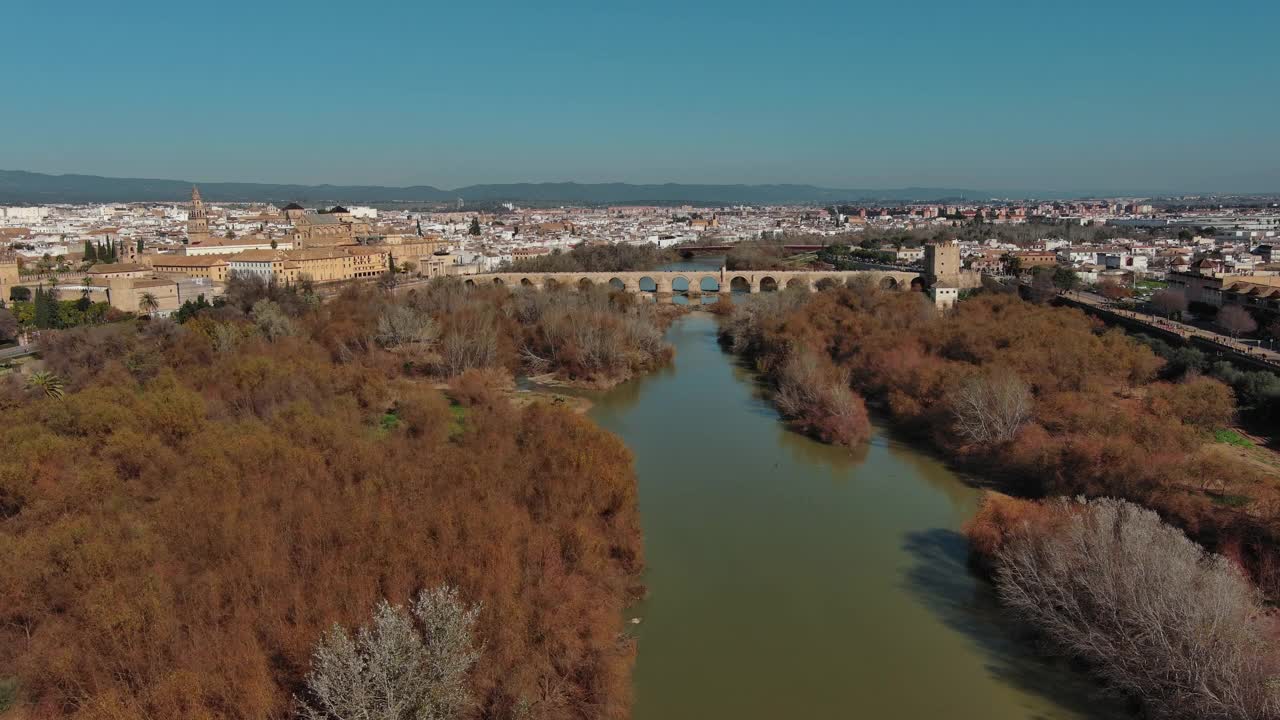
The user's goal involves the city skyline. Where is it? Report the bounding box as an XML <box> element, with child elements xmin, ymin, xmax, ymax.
<box><xmin>3</xmin><ymin>0</ymin><xmax>1278</xmax><ymax>194</ymax></box>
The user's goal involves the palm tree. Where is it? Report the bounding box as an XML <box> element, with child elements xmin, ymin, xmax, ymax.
<box><xmin>27</xmin><ymin>371</ymin><xmax>65</xmax><ymax>400</ymax></box>
<box><xmin>139</xmin><ymin>292</ymin><xmax>160</xmax><ymax>317</ymax></box>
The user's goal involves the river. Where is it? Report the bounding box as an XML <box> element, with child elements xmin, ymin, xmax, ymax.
<box><xmin>584</xmin><ymin>261</ymin><xmax>1124</xmax><ymax>719</ymax></box>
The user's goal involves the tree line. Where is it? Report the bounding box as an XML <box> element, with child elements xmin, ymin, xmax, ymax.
<box><xmin>500</xmin><ymin>243</ymin><xmax>679</xmax><ymax>274</ymax></box>
<box><xmin>3</xmin><ymin>285</ymin><xmax>121</xmax><ymax>331</ymax></box>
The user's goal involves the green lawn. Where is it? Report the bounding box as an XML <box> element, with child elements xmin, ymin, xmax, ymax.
<box><xmin>0</xmin><ymin>677</ymin><xmax>17</xmax><ymax>713</ymax></box>
<box><xmin>449</xmin><ymin>403</ymin><xmax>467</xmax><ymax>436</ymax></box>
<box><xmin>1210</xmin><ymin>493</ymin><xmax>1251</xmax><ymax>508</ymax></box>
<box><xmin>1214</xmin><ymin>428</ymin><xmax>1254</xmax><ymax>448</ymax></box>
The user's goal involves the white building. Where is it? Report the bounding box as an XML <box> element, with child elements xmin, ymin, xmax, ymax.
<box><xmin>895</xmin><ymin>247</ymin><xmax>925</xmax><ymax>263</ymax></box>
<box><xmin>1102</xmin><ymin>253</ymin><xmax>1149</xmax><ymax>272</ymax></box>
<box><xmin>0</xmin><ymin>206</ymin><xmax>50</xmax><ymax>223</ymax></box>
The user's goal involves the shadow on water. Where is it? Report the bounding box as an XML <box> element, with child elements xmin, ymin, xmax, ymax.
<box><xmin>901</xmin><ymin>529</ymin><xmax>1128</xmax><ymax>720</ymax></box>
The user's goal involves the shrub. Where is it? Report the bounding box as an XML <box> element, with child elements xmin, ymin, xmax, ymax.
<box><xmin>1144</xmin><ymin>376</ymin><xmax>1236</xmax><ymax>432</ymax></box>
<box><xmin>448</xmin><ymin>367</ymin><xmax>513</xmax><ymax>408</ymax></box>
<box><xmin>773</xmin><ymin>349</ymin><xmax>870</xmax><ymax>447</ymax></box>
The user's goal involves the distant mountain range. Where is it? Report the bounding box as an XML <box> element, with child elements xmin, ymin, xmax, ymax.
<box><xmin>0</xmin><ymin>170</ymin><xmax>1010</xmax><ymax>205</ymax></box>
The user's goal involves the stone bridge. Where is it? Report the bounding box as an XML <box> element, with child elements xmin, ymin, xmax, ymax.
<box><xmin>472</xmin><ymin>269</ymin><xmax>928</xmax><ymax>294</ymax></box>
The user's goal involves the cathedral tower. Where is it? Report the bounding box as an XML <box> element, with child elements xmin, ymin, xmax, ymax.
<box><xmin>187</xmin><ymin>186</ymin><xmax>210</xmax><ymax>245</ymax></box>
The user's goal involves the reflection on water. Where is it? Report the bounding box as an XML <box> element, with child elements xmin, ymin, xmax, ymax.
<box><xmin>586</xmin><ymin>281</ymin><xmax>1123</xmax><ymax>720</ymax></box>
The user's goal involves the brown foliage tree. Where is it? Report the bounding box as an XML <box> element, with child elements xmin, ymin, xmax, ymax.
<box><xmin>1217</xmin><ymin>305</ymin><xmax>1258</xmax><ymax>338</ymax></box>
<box><xmin>0</xmin><ymin>293</ymin><xmax>647</xmax><ymax>720</ymax></box>
<box><xmin>1145</xmin><ymin>376</ymin><xmax>1236</xmax><ymax>432</ymax></box>
<box><xmin>773</xmin><ymin>349</ymin><xmax>871</xmax><ymax>447</ymax></box>
<box><xmin>1098</xmin><ymin>280</ymin><xmax>1132</xmax><ymax>301</ymax></box>
<box><xmin>1150</xmin><ymin>288</ymin><xmax>1189</xmax><ymax>317</ymax></box>
<box><xmin>0</xmin><ymin>307</ymin><xmax>17</xmax><ymax>343</ymax></box>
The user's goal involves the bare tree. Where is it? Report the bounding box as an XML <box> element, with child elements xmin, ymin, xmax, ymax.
<box><xmin>439</xmin><ymin>311</ymin><xmax>498</xmax><ymax>377</ymax></box>
<box><xmin>995</xmin><ymin>497</ymin><xmax>1280</xmax><ymax>720</ymax></box>
<box><xmin>721</xmin><ymin>291</ymin><xmax>810</xmax><ymax>356</ymax></box>
<box><xmin>1150</xmin><ymin>288</ymin><xmax>1188</xmax><ymax>318</ymax></box>
<box><xmin>950</xmin><ymin>372</ymin><xmax>1032</xmax><ymax>444</ymax></box>
<box><xmin>211</xmin><ymin>322</ymin><xmax>243</xmax><ymax>354</ymax></box>
<box><xmin>251</xmin><ymin>299</ymin><xmax>296</xmax><ymax>342</ymax></box>
<box><xmin>299</xmin><ymin>585</ymin><xmax>482</xmax><ymax>720</ymax></box>
<box><xmin>376</xmin><ymin>304</ymin><xmax>439</xmax><ymax>363</ymax></box>
<box><xmin>1217</xmin><ymin>305</ymin><xmax>1258</xmax><ymax>338</ymax></box>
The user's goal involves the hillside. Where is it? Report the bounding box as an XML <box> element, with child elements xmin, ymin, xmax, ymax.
<box><xmin>0</xmin><ymin>169</ymin><xmax>992</xmax><ymax>205</ymax></box>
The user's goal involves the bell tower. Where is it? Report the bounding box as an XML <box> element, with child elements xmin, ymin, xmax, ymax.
<box><xmin>187</xmin><ymin>186</ymin><xmax>210</xmax><ymax>245</ymax></box>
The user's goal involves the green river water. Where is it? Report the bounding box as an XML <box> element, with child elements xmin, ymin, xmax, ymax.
<box><xmin>584</xmin><ymin>262</ymin><xmax>1125</xmax><ymax>720</ymax></box>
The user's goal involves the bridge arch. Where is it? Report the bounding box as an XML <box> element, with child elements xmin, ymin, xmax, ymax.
<box><xmin>815</xmin><ymin>276</ymin><xmax>840</xmax><ymax>291</ymax></box>
<box><xmin>545</xmin><ymin>277</ymin><xmax>562</xmax><ymax>291</ymax></box>
<box><xmin>910</xmin><ymin>276</ymin><xmax>927</xmax><ymax>291</ymax></box>
<box><xmin>492</xmin><ymin>277</ymin><xmax>505</xmax><ymax>286</ymax></box>
<box><xmin>785</xmin><ymin>277</ymin><xmax>809</xmax><ymax>291</ymax></box>
<box><xmin>729</xmin><ymin>276</ymin><xmax>751</xmax><ymax>293</ymax></box>
<box><xmin>696</xmin><ymin>275</ymin><xmax>721</xmax><ymax>293</ymax></box>
<box><xmin>608</xmin><ymin>277</ymin><xmax>625</xmax><ymax>291</ymax></box>
<box><xmin>578</xmin><ymin>277</ymin><xmax>594</xmax><ymax>291</ymax></box>
<box><xmin>520</xmin><ymin>277</ymin><xmax>535</xmax><ymax>287</ymax></box>
<box><xmin>759</xmin><ymin>276</ymin><xmax>779</xmax><ymax>292</ymax></box>
<box><xmin>638</xmin><ymin>276</ymin><xmax>657</xmax><ymax>293</ymax></box>
<box><xmin>881</xmin><ymin>276</ymin><xmax>899</xmax><ymax>290</ymax></box>
<box><xmin>464</xmin><ymin>278</ymin><xmax>476</xmax><ymax>288</ymax></box>
<box><xmin>671</xmin><ymin>275</ymin><xmax>692</xmax><ymax>294</ymax></box>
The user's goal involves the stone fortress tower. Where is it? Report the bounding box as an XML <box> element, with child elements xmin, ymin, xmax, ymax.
<box><xmin>924</xmin><ymin>240</ymin><xmax>961</xmax><ymax>309</ymax></box>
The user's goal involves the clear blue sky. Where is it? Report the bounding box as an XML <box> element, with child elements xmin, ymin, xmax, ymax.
<box><xmin>4</xmin><ymin>0</ymin><xmax>1277</xmax><ymax>194</ymax></box>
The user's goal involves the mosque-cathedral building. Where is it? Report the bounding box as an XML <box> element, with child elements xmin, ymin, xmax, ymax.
<box><xmin>169</xmin><ymin>187</ymin><xmax>454</xmax><ymax>285</ymax></box>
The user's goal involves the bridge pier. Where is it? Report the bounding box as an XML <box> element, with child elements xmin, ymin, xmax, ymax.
<box><xmin>655</xmin><ymin>277</ymin><xmax>673</xmax><ymax>294</ymax></box>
